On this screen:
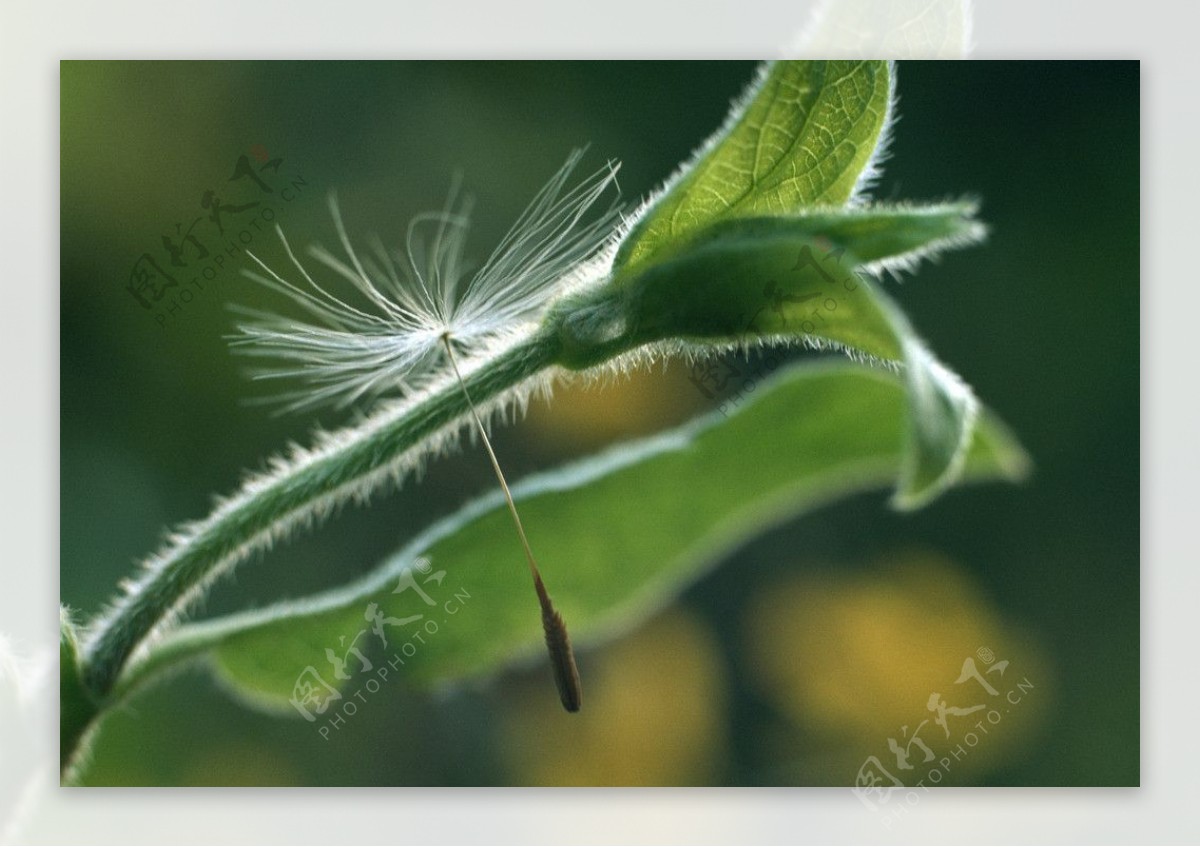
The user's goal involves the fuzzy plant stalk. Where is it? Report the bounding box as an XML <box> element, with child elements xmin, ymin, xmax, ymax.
<box><xmin>61</xmin><ymin>60</ymin><xmax>1020</xmax><ymax>780</ymax></box>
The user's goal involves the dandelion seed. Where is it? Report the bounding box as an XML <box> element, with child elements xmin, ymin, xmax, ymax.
<box><xmin>232</xmin><ymin>151</ymin><xmax>619</xmax><ymax>712</ymax></box>
<box><xmin>441</xmin><ymin>332</ymin><xmax>582</xmax><ymax>712</ymax></box>
<box><xmin>231</xmin><ymin>150</ymin><xmax>622</xmax><ymax>415</ymax></box>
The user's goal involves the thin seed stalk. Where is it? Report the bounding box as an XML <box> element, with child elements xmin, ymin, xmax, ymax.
<box><xmin>441</xmin><ymin>333</ymin><xmax>582</xmax><ymax>712</ymax></box>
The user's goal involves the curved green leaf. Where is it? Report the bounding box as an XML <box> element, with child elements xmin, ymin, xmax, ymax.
<box><xmin>118</xmin><ymin>363</ymin><xmax>1028</xmax><ymax>711</ymax></box>
<box><xmin>615</xmin><ymin>60</ymin><xmax>894</xmax><ymax>272</ymax></box>
<box><xmin>741</xmin><ymin>201</ymin><xmax>987</xmax><ymax>274</ymax></box>
<box><xmin>566</xmin><ymin>215</ymin><xmax>985</xmax><ymax>507</ymax></box>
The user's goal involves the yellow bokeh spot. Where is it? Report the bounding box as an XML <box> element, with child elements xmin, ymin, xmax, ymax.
<box><xmin>523</xmin><ymin>361</ymin><xmax>710</xmax><ymax>453</ymax></box>
<box><xmin>744</xmin><ymin>548</ymin><xmax>1051</xmax><ymax>784</ymax></box>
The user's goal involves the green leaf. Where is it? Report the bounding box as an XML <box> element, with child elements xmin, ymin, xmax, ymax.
<box><xmin>564</xmin><ymin>213</ymin><xmax>985</xmax><ymax>507</ymax></box>
<box><xmin>119</xmin><ymin>363</ymin><xmax>1028</xmax><ymax>711</ymax></box>
<box><xmin>743</xmin><ymin>201</ymin><xmax>987</xmax><ymax>273</ymax></box>
<box><xmin>615</xmin><ymin>60</ymin><xmax>894</xmax><ymax>272</ymax></box>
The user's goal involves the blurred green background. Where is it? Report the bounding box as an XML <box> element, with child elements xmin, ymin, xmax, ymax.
<box><xmin>60</xmin><ymin>61</ymin><xmax>1138</xmax><ymax>786</ymax></box>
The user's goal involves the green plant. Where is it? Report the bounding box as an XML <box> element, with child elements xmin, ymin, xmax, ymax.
<box><xmin>61</xmin><ymin>60</ymin><xmax>1028</xmax><ymax>781</ymax></box>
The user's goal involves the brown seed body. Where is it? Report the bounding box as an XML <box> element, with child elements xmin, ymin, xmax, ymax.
<box><xmin>534</xmin><ymin>570</ymin><xmax>583</xmax><ymax>712</ymax></box>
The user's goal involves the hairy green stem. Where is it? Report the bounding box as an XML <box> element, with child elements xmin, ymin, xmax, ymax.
<box><xmin>81</xmin><ymin>328</ymin><xmax>563</xmax><ymax>702</ymax></box>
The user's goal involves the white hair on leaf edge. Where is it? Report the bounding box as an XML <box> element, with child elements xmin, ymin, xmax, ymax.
<box><xmin>848</xmin><ymin>60</ymin><xmax>899</xmax><ymax>205</ymax></box>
